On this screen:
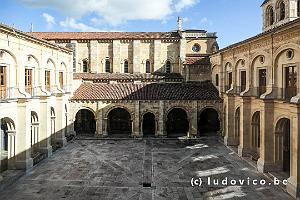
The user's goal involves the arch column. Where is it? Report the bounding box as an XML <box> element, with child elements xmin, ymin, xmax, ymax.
<box><xmin>133</xmin><ymin>101</ymin><xmax>140</xmax><ymax>137</ymax></box>
<box><xmin>7</xmin><ymin>131</ymin><xmax>16</xmax><ymax>169</ymax></box>
<box><xmin>189</xmin><ymin>102</ymin><xmax>197</xmax><ymax>138</ymax></box>
<box><xmin>287</xmin><ymin>108</ymin><xmax>300</xmax><ymax>198</ymax></box>
<box><xmin>158</xmin><ymin>101</ymin><xmax>165</xmax><ymax>137</ymax></box>
<box><xmin>238</xmin><ymin>97</ymin><xmax>251</xmax><ymax>156</ymax></box>
<box><xmin>103</xmin><ymin>117</ymin><xmax>108</xmax><ymax>136</ymax></box>
<box><xmin>95</xmin><ymin>109</ymin><xmax>103</xmax><ymax>137</ymax></box>
<box><xmin>257</xmin><ymin>100</ymin><xmax>276</xmax><ymax>173</ymax></box>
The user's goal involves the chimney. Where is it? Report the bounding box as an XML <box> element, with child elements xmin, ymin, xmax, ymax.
<box><xmin>177</xmin><ymin>16</ymin><xmax>182</xmax><ymax>31</ymax></box>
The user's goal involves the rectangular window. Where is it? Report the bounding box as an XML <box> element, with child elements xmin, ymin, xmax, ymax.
<box><xmin>0</xmin><ymin>66</ymin><xmax>6</xmax><ymax>98</ymax></box>
<box><xmin>59</xmin><ymin>72</ymin><xmax>63</xmax><ymax>88</ymax></box>
<box><xmin>240</xmin><ymin>71</ymin><xmax>246</xmax><ymax>92</ymax></box>
<box><xmin>25</xmin><ymin>69</ymin><xmax>32</xmax><ymax>94</ymax></box>
<box><xmin>226</xmin><ymin>72</ymin><xmax>232</xmax><ymax>90</ymax></box>
<box><xmin>45</xmin><ymin>70</ymin><xmax>51</xmax><ymax>91</ymax></box>
<box><xmin>285</xmin><ymin>66</ymin><xmax>297</xmax><ymax>100</ymax></box>
<box><xmin>258</xmin><ymin>69</ymin><xmax>267</xmax><ymax>96</ymax></box>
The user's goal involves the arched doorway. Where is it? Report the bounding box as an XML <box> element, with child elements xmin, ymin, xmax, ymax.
<box><xmin>234</xmin><ymin>107</ymin><xmax>240</xmax><ymax>145</ymax></box>
<box><xmin>198</xmin><ymin>108</ymin><xmax>220</xmax><ymax>136</ymax></box>
<box><xmin>251</xmin><ymin>111</ymin><xmax>260</xmax><ymax>160</ymax></box>
<box><xmin>275</xmin><ymin>118</ymin><xmax>290</xmax><ymax>175</ymax></box>
<box><xmin>166</xmin><ymin>108</ymin><xmax>189</xmax><ymax>137</ymax></box>
<box><xmin>0</xmin><ymin>117</ymin><xmax>16</xmax><ymax>172</ymax></box>
<box><xmin>107</xmin><ymin>108</ymin><xmax>131</xmax><ymax>136</ymax></box>
<box><xmin>74</xmin><ymin>109</ymin><xmax>96</xmax><ymax>135</ymax></box>
<box><xmin>142</xmin><ymin>112</ymin><xmax>156</xmax><ymax>137</ymax></box>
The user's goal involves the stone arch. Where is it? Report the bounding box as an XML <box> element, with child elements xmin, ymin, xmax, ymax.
<box><xmin>50</xmin><ymin>107</ymin><xmax>57</xmax><ymax>149</ymax></box>
<box><xmin>0</xmin><ymin>117</ymin><xmax>16</xmax><ymax>172</ymax></box>
<box><xmin>235</xmin><ymin>58</ymin><xmax>247</xmax><ymax>93</ymax></box>
<box><xmin>73</xmin><ymin>106</ymin><xmax>96</xmax><ymax>121</ymax></box>
<box><xmin>198</xmin><ymin>107</ymin><xmax>220</xmax><ymax>136</ymax></box>
<box><xmin>0</xmin><ymin>49</ymin><xmax>18</xmax><ymax>65</ymax></box>
<box><xmin>250</xmin><ymin>52</ymin><xmax>269</xmax><ymax>93</ymax></box>
<box><xmin>0</xmin><ymin>49</ymin><xmax>18</xmax><ymax>91</ymax></box>
<box><xmin>274</xmin><ymin>117</ymin><xmax>291</xmax><ymax>175</ymax></box>
<box><xmin>234</xmin><ymin>107</ymin><xmax>240</xmax><ymax>145</ymax></box>
<box><xmin>46</xmin><ymin>58</ymin><xmax>56</xmax><ymax>69</ymax></box>
<box><xmin>275</xmin><ymin>0</ymin><xmax>286</xmax><ymax>21</ymax></box>
<box><xmin>74</xmin><ymin>108</ymin><xmax>96</xmax><ymax>135</ymax></box>
<box><xmin>166</xmin><ymin>107</ymin><xmax>189</xmax><ymax>137</ymax></box>
<box><xmin>142</xmin><ymin>112</ymin><xmax>156</xmax><ymax>137</ymax></box>
<box><xmin>251</xmin><ymin>111</ymin><xmax>261</xmax><ymax>160</ymax></box>
<box><xmin>107</xmin><ymin>107</ymin><xmax>132</xmax><ymax>136</ymax></box>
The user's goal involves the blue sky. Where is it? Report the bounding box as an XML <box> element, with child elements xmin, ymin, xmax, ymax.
<box><xmin>0</xmin><ymin>0</ymin><xmax>263</xmax><ymax>48</ymax></box>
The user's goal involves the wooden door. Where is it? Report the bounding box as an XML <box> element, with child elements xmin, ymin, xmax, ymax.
<box><xmin>25</xmin><ymin>69</ymin><xmax>32</xmax><ymax>94</ymax></box>
<box><xmin>45</xmin><ymin>70</ymin><xmax>51</xmax><ymax>91</ymax></box>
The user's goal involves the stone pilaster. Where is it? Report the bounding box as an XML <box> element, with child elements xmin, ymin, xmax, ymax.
<box><xmin>15</xmin><ymin>101</ymin><xmax>33</xmax><ymax>170</ymax></box>
<box><xmin>89</xmin><ymin>40</ymin><xmax>99</xmax><ymax>73</ymax></box>
<box><xmin>133</xmin><ymin>40</ymin><xmax>140</xmax><ymax>73</ymax></box>
<box><xmin>95</xmin><ymin>109</ymin><xmax>103</xmax><ymax>137</ymax></box>
<box><xmin>189</xmin><ymin>101</ymin><xmax>198</xmax><ymax>138</ymax></box>
<box><xmin>287</xmin><ymin>106</ymin><xmax>300</xmax><ymax>198</ymax></box>
<box><xmin>257</xmin><ymin>100</ymin><xmax>276</xmax><ymax>172</ymax></box>
<box><xmin>238</xmin><ymin>97</ymin><xmax>251</xmax><ymax>156</ymax></box>
<box><xmin>113</xmin><ymin>40</ymin><xmax>121</xmax><ymax>73</ymax></box>
<box><xmin>224</xmin><ymin>95</ymin><xmax>236</xmax><ymax>146</ymax></box>
<box><xmin>133</xmin><ymin>101</ymin><xmax>140</xmax><ymax>137</ymax></box>
<box><xmin>38</xmin><ymin>98</ymin><xmax>52</xmax><ymax>157</ymax></box>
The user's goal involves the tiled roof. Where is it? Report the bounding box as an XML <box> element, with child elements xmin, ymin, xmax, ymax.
<box><xmin>28</xmin><ymin>32</ymin><xmax>181</xmax><ymax>40</ymax></box>
<box><xmin>71</xmin><ymin>82</ymin><xmax>221</xmax><ymax>101</ymax></box>
<box><xmin>261</xmin><ymin>0</ymin><xmax>270</xmax><ymax>6</ymax></box>
<box><xmin>73</xmin><ymin>73</ymin><xmax>184</xmax><ymax>82</ymax></box>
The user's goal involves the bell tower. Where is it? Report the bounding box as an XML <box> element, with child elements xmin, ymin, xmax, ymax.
<box><xmin>262</xmin><ymin>0</ymin><xmax>300</xmax><ymax>32</ymax></box>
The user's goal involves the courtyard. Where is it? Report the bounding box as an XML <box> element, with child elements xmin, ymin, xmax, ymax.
<box><xmin>0</xmin><ymin>138</ymin><xmax>293</xmax><ymax>200</ymax></box>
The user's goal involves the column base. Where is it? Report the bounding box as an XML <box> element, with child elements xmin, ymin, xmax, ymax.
<box><xmin>287</xmin><ymin>177</ymin><xmax>300</xmax><ymax>198</ymax></box>
<box><xmin>224</xmin><ymin>136</ymin><xmax>238</xmax><ymax>146</ymax></box>
<box><xmin>39</xmin><ymin>146</ymin><xmax>53</xmax><ymax>157</ymax></box>
<box><xmin>257</xmin><ymin>158</ymin><xmax>279</xmax><ymax>173</ymax></box>
<box><xmin>238</xmin><ymin>146</ymin><xmax>250</xmax><ymax>157</ymax></box>
<box><xmin>15</xmin><ymin>158</ymin><xmax>33</xmax><ymax>170</ymax></box>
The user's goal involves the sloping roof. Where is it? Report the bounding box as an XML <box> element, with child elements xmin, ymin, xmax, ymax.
<box><xmin>28</xmin><ymin>32</ymin><xmax>181</xmax><ymax>40</ymax></box>
<box><xmin>71</xmin><ymin>82</ymin><xmax>221</xmax><ymax>101</ymax></box>
<box><xmin>185</xmin><ymin>57</ymin><xmax>210</xmax><ymax>65</ymax></box>
<box><xmin>73</xmin><ymin>73</ymin><xmax>183</xmax><ymax>81</ymax></box>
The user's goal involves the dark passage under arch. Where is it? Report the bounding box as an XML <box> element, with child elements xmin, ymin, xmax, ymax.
<box><xmin>75</xmin><ymin>109</ymin><xmax>96</xmax><ymax>135</ymax></box>
<box><xmin>198</xmin><ymin>108</ymin><xmax>220</xmax><ymax>136</ymax></box>
<box><xmin>108</xmin><ymin>108</ymin><xmax>131</xmax><ymax>136</ymax></box>
<box><xmin>166</xmin><ymin>108</ymin><xmax>189</xmax><ymax>137</ymax></box>
<box><xmin>143</xmin><ymin>112</ymin><xmax>155</xmax><ymax>137</ymax></box>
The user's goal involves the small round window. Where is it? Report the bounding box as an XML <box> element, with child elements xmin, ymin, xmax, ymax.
<box><xmin>286</xmin><ymin>49</ymin><xmax>294</xmax><ymax>59</ymax></box>
<box><xmin>192</xmin><ymin>44</ymin><xmax>201</xmax><ymax>52</ymax></box>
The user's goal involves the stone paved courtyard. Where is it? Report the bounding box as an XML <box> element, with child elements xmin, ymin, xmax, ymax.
<box><xmin>0</xmin><ymin>138</ymin><xmax>293</xmax><ymax>200</ymax></box>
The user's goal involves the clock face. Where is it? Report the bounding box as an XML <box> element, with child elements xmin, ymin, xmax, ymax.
<box><xmin>192</xmin><ymin>44</ymin><xmax>200</xmax><ymax>52</ymax></box>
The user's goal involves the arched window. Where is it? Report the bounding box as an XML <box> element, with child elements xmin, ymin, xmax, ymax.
<box><xmin>267</xmin><ymin>6</ymin><xmax>274</xmax><ymax>25</ymax></box>
<box><xmin>166</xmin><ymin>61</ymin><xmax>171</xmax><ymax>73</ymax></box>
<box><xmin>124</xmin><ymin>61</ymin><xmax>129</xmax><ymax>73</ymax></box>
<box><xmin>146</xmin><ymin>60</ymin><xmax>151</xmax><ymax>73</ymax></box>
<box><xmin>279</xmin><ymin>1</ymin><xmax>285</xmax><ymax>21</ymax></box>
<box><xmin>105</xmin><ymin>60</ymin><xmax>110</xmax><ymax>73</ymax></box>
<box><xmin>82</xmin><ymin>60</ymin><xmax>88</xmax><ymax>73</ymax></box>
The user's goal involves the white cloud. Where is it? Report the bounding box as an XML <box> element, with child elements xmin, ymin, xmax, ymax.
<box><xmin>182</xmin><ymin>17</ymin><xmax>189</xmax><ymax>22</ymax></box>
<box><xmin>175</xmin><ymin>0</ymin><xmax>198</xmax><ymax>12</ymax></box>
<box><xmin>19</xmin><ymin>0</ymin><xmax>199</xmax><ymax>26</ymax></box>
<box><xmin>200</xmin><ymin>17</ymin><xmax>213</xmax><ymax>26</ymax></box>
<box><xmin>60</xmin><ymin>18</ymin><xmax>101</xmax><ymax>32</ymax></box>
<box><xmin>42</xmin><ymin>13</ymin><xmax>56</xmax><ymax>30</ymax></box>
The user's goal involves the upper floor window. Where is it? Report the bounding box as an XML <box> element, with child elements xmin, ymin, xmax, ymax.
<box><xmin>279</xmin><ymin>1</ymin><xmax>286</xmax><ymax>21</ymax></box>
<box><xmin>166</xmin><ymin>61</ymin><xmax>171</xmax><ymax>73</ymax></box>
<box><xmin>82</xmin><ymin>60</ymin><xmax>88</xmax><ymax>73</ymax></box>
<box><xmin>227</xmin><ymin>72</ymin><xmax>232</xmax><ymax>90</ymax></box>
<box><xmin>59</xmin><ymin>72</ymin><xmax>63</xmax><ymax>88</ymax></box>
<box><xmin>124</xmin><ymin>61</ymin><xmax>129</xmax><ymax>73</ymax></box>
<box><xmin>240</xmin><ymin>71</ymin><xmax>246</xmax><ymax>92</ymax></box>
<box><xmin>0</xmin><ymin>66</ymin><xmax>7</xmax><ymax>97</ymax></box>
<box><xmin>259</xmin><ymin>69</ymin><xmax>267</xmax><ymax>96</ymax></box>
<box><xmin>45</xmin><ymin>70</ymin><xmax>51</xmax><ymax>91</ymax></box>
<box><xmin>215</xmin><ymin>74</ymin><xmax>219</xmax><ymax>87</ymax></box>
<box><xmin>105</xmin><ymin>60</ymin><xmax>111</xmax><ymax>73</ymax></box>
<box><xmin>285</xmin><ymin>66</ymin><xmax>297</xmax><ymax>100</ymax></box>
<box><xmin>25</xmin><ymin>68</ymin><xmax>33</xmax><ymax>94</ymax></box>
<box><xmin>267</xmin><ymin>6</ymin><xmax>274</xmax><ymax>25</ymax></box>
<box><xmin>146</xmin><ymin>61</ymin><xmax>151</xmax><ymax>73</ymax></box>
<box><xmin>192</xmin><ymin>44</ymin><xmax>201</xmax><ymax>52</ymax></box>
